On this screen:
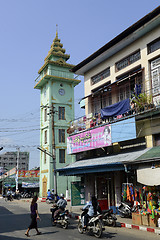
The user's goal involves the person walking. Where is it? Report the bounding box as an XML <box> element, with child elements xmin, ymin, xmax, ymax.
<box><xmin>25</xmin><ymin>195</ymin><xmax>41</xmax><ymax>237</ymax></box>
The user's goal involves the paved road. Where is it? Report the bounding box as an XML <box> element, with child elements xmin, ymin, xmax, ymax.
<box><xmin>0</xmin><ymin>199</ymin><xmax>160</xmax><ymax>240</ymax></box>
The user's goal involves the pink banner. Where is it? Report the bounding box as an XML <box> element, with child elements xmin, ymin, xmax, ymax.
<box><xmin>67</xmin><ymin>125</ymin><xmax>111</xmax><ymax>154</ymax></box>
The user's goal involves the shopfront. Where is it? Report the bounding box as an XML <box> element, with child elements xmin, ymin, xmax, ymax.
<box><xmin>58</xmin><ymin>147</ymin><xmax>149</xmax><ymax>211</ymax></box>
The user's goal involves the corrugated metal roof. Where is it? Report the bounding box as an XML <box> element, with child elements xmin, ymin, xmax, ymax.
<box><xmin>57</xmin><ymin>148</ymin><xmax>150</xmax><ymax>175</ymax></box>
<box><xmin>136</xmin><ymin>146</ymin><xmax>160</xmax><ymax>161</ymax></box>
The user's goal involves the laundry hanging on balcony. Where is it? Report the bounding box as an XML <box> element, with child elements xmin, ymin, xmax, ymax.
<box><xmin>101</xmin><ymin>98</ymin><xmax>130</xmax><ymax>119</ymax></box>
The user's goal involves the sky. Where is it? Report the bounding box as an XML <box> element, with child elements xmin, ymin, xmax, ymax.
<box><xmin>0</xmin><ymin>0</ymin><xmax>159</xmax><ymax>169</ymax></box>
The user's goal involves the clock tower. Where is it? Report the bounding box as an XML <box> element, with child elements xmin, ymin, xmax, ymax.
<box><xmin>34</xmin><ymin>31</ymin><xmax>80</xmax><ymax>197</ymax></box>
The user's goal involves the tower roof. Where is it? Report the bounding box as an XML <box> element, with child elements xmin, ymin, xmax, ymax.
<box><xmin>38</xmin><ymin>30</ymin><xmax>74</xmax><ymax>74</ymax></box>
<box><xmin>44</xmin><ymin>30</ymin><xmax>70</xmax><ymax>62</ymax></box>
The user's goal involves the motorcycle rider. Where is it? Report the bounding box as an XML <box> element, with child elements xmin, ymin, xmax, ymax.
<box><xmin>54</xmin><ymin>193</ymin><xmax>67</xmax><ymax>221</ymax></box>
<box><xmin>7</xmin><ymin>188</ymin><xmax>13</xmax><ymax>201</ymax></box>
<box><xmin>47</xmin><ymin>189</ymin><xmax>51</xmax><ymax>198</ymax></box>
<box><xmin>82</xmin><ymin>196</ymin><xmax>98</xmax><ymax>229</ymax></box>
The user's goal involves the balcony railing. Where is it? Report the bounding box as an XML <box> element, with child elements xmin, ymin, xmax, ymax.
<box><xmin>67</xmin><ymin>97</ymin><xmax>159</xmax><ymax>135</ymax></box>
<box><xmin>35</xmin><ymin>69</ymin><xmax>73</xmax><ymax>84</ymax></box>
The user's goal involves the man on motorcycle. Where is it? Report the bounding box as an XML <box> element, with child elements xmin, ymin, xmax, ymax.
<box><xmin>7</xmin><ymin>188</ymin><xmax>13</xmax><ymax>201</ymax></box>
<box><xmin>54</xmin><ymin>193</ymin><xmax>67</xmax><ymax>221</ymax></box>
<box><xmin>47</xmin><ymin>189</ymin><xmax>51</xmax><ymax>198</ymax></box>
<box><xmin>82</xmin><ymin>196</ymin><xmax>98</xmax><ymax>229</ymax></box>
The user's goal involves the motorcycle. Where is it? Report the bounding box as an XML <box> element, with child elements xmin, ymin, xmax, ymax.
<box><xmin>78</xmin><ymin>209</ymin><xmax>104</xmax><ymax>238</ymax></box>
<box><xmin>118</xmin><ymin>202</ymin><xmax>139</xmax><ymax>218</ymax></box>
<box><xmin>4</xmin><ymin>194</ymin><xmax>13</xmax><ymax>202</ymax></box>
<box><xmin>46</xmin><ymin>196</ymin><xmax>55</xmax><ymax>204</ymax></box>
<box><xmin>50</xmin><ymin>206</ymin><xmax>69</xmax><ymax>229</ymax></box>
<box><xmin>102</xmin><ymin>208</ymin><xmax>117</xmax><ymax>227</ymax></box>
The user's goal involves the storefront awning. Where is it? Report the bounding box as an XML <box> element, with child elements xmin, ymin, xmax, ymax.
<box><xmin>137</xmin><ymin>146</ymin><xmax>160</xmax><ymax>186</ymax></box>
<box><xmin>58</xmin><ymin>148</ymin><xmax>150</xmax><ymax>176</ymax></box>
<box><xmin>137</xmin><ymin>166</ymin><xmax>160</xmax><ymax>186</ymax></box>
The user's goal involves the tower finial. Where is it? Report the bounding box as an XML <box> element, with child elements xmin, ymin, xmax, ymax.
<box><xmin>56</xmin><ymin>24</ymin><xmax>58</xmax><ymax>37</ymax></box>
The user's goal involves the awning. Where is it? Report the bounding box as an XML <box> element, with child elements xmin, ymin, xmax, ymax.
<box><xmin>57</xmin><ymin>148</ymin><xmax>150</xmax><ymax>176</ymax></box>
<box><xmin>137</xmin><ymin>166</ymin><xmax>160</xmax><ymax>186</ymax></box>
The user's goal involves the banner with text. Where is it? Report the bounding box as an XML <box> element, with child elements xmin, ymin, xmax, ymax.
<box><xmin>18</xmin><ymin>170</ymin><xmax>40</xmax><ymax>178</ymax></box>
<box><xmin>67</xmin><ymin>125</ymin><xmax>111</xmax><ymax>154</ymax></box>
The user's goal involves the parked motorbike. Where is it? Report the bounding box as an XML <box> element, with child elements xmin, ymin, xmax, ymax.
<box><xmin>78</xmin><ymin>209</ymin><xmax>104</xmax><ymax>238</ymax></box>
<box><xmin>4</xmin><ymin>194</ymin><xmax>13</xmax><ymax>202</ymax></box>
<box><xmin>50</xmin><ymin>206</ymin><xmax>69</xmax><ymax>229</ymax></box>
<box><xmin>12</xmin><ymin>192</ymin><xmax>21</xmax><ymax>200</ymax></box>
<box><xmin>118</xmin><ymin>202</ymin><xmax>139</xmax><ymax>218</ymax></box>
<box><xmin>20</xmin><ymin>192</ymin><xmax>33</xmax><ymax>198</ymax></box>
<box><xmin>102</xmin><ymin>208</ymin><xmax>117</xmax><ymax>227</ymax></box>
<box><xmin>46</xmin><ymin>196</ymin><xmax>55</xmax><ymax>204</ymax></box>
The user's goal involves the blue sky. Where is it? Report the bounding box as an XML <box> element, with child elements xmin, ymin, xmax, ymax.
<box><xmin>0</xmin><ymin>0</ymin><xmax>159</xmax><ymax>169</ymax></box>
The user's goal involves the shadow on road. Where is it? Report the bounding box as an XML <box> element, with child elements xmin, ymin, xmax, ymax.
<box><xmin>0</xmin><ymin>237</ymin><xmax>27</xmax><ymax>240</ymax></box>
<box><xmin>102</xmin><ymin>231</ymin><xmax>117</xmax><ymax>239</ymax></box>
<box><xmin>0</xmin><ymin>206</ymin><xmax>13</xmax><ymax>215</ymax></box>
<box><xmin>0</xmin><ymin>212</ymin><xmax>54</xmax><ymax>234</ymax></box>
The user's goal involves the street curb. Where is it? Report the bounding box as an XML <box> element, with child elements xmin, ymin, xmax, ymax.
<box><xmin>120</xmin><ymin>222</ymin><xmax>160</xmax><ymax>235</ymax></box>
<box><xmin>66</xmin><ymin>214</ymin><xmax>160</xmax><ymax>235</ymax></box>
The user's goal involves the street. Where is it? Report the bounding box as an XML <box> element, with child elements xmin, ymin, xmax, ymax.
<box><xmin>0</xmin><ymin>199</ymin><xmax>160</xmax><ymax>240</ymax></box>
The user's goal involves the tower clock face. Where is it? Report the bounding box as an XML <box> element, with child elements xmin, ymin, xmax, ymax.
<box><xmin>58</xmin><ymin>88</ymin><xmax>65</xmax><ymax>96</ymax></box>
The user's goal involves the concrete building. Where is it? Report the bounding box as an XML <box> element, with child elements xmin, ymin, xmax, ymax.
<box><xmin>34</xmin><ymin>31</ymin><xmax>80</xmax><ymax>197</ymax></box>
<box><xmin>0</xmin><ymin>151</ymin><xmax>29</xmax><ymax>170</ymax></box>
<box><xmin>58</xmin><ymin>6</ymin><xmax>160</xmax><ymax>210</ymax></box>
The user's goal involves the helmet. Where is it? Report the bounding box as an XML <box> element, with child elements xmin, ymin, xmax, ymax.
<box><xmin>60</xmin><ymin>193</ymin><xmax>64</xmax><ymax>198</ymax></box>
<box><xmin>52</xmin><ymin>189</ymin><xmax>54</xmax><ymax>192</ymax></box>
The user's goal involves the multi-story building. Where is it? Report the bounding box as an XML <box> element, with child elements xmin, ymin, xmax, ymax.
<box><xmin>58</xmin><ymin>6</ymin><xmax>160</xmax><ymax>210</ymax></box>
<box><xmin>34</xmin><ymin>31</ymin><xmax>80</xmax><ymax>197</ymax></box>
<box><xmin>0</xmin><ymin>152</ymin><xmax>29</xmax><ymax>170</ymax></box>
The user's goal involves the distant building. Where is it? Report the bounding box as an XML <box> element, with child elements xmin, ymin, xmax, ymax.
<box><xmin>0</xmin><ymin>152</ymin><xmax>29</xmax><ymax>170</ymax></box>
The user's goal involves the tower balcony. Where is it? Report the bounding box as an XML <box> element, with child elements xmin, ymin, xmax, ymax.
<box><xmin>34</xmin><ymin>68</ymin><xmax>75</xmax><ymax>89</ymax></box>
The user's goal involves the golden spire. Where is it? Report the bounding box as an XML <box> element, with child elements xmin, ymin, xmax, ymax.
<box><xmin>56</xmin><ymin>24</ymin><xmax>58</xmax><ymax>38</ymax></box>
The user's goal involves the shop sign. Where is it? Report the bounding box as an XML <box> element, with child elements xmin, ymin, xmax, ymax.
<box><xmin>22</xmin><ymin>182</ymin><xmax>39</xmax><ymax>188</ymax></box>
<box><xmin>18</xmin><ymin>170</ymin><xmax>40</xmax><ymax>178</ymax></box>
<box><xmin>67</xmin><ymin>125</ymin><xmax>111</xmax><ymax>154</ymax></box>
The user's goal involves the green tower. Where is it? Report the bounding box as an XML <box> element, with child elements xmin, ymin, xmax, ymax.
<box><xmin>34</xmin><ymin>31</ymin><xmax>80</xmax><ymax>197</ymax></box>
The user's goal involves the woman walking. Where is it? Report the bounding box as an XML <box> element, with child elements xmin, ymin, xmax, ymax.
<box><xmin>25</xmin><ymin>195</ymin><xmax>41</xmax><ymax>237</ymax></box>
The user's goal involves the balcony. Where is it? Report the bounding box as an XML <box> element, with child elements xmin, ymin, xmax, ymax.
<box><xmin>67</xmin><ymin>94</ymin><xmax>159</xmax><ymax>136</ymax></box>
<box><xmin>35</xmin><ymin>69</ymin><xmax>74</xmax><ymax>84</ymax></box>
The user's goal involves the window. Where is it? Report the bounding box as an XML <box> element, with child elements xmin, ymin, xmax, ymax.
<box><xmin>44</xmin><ymin>108</ymin><xmax>47</xmax><ymax>122</ymax></box>
<box><xmin>59</xmin><ymin>107</ymin><xmax>65</xmax><ymax>120</ymax></box>
<box><xmin>151</xmin><ymin>57</ymin><xmax>160</xmax><ymax>97</ymax></box>
<box><xmin>59</xmin><ymin>129</ymin><xmax>65</xmax><ymax>143</ymax></box>
<box><xmin>92</xmin><ymin>95</ymin><xmax>101</xmax><ymax>115</ymax></box>
<box><xmin>148</xmin><ymin>37</ymin><xmax>160</xmax><ymax>54</ymax></box>
<box><xmin>44</xmin><ymin>130</ymin><xmax>47</xmax><ymax>144</ymax></box>
<box><xmin>44</xmin><ymin>152</ymin><xmax>46</xmax><ymax>164</ymax></box>
<box><xmin>102</xmin><ymin>91</ymin><xmax>112</xmax><ymax>108</ymax></box>
<box><xmin>91</xmin><ymin>67</ymin><xmax>110</xmax><ymax>85</ymax></box>
<box><xmin>59</xmin><ymin>149</ymin><xmax>65</xmax><ymax>163</ymax></box>
<box><xmin>116</xmin><ymin>50</ymin><xmax>141</xmax><ymax>71</ymax></box>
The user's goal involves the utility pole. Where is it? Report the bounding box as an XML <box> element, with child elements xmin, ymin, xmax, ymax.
<box><xmin>39</xmin><ymin>104</ymin><xmax>57</xmax><ymax>194</ymax></box>
<box><xmin>50</xmin><ymin>104</ymin><xmax>57</xmax><ymax>194</ymax></box>
<box><xmin>16</xmin><ymin>147</ymin><xmax>20</xmax><ymax>192</ymax></box>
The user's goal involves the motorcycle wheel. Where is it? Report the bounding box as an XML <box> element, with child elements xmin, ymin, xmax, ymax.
<box><xmin>77</xmin><ymin>221</ymin><xmax>83</xmax><ymax>234</ymax></box>
<box><xmin>46</xmin><ymin>199</ymin><xmax>49</xmax><ymax>204</ymax></box>
<box><xmin>94</xmin><ymin>221</ymin><xmax>103</xmax><ymax>238</ymax></box>
<box><xmin>107</xmin><ymin>216</ymin><xmax>116</xmax><ymax>227</ymax></box>
<box><xmin>119</xmin><ymin>213</ymin><xmax>125</xmax><ymax>218</ymax></box>
<box><xmin>112</xmin><ymin>220</ymin><xmax>116</xmax><ymax>227</ymax></box>
<box><xmin>51</xmin><ymin>217</ymin><xmax>56</xmax><ymax>226</ymax></box>
<box><xmin>62</xmin><ymin>221</ymin><xmax>68</xmax><ymax>229</ymax></box>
